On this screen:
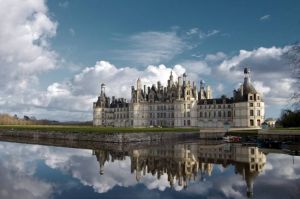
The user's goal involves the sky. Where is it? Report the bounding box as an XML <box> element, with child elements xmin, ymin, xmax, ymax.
<box><xmin>0</xmin><ymin>0</ymin><xmax>300</xmax><ymax>121</ymax></box>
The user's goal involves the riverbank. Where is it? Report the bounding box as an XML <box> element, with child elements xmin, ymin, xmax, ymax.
<box><xmin>0</xmin><ymin>125</ymin><xmax>199</xmax><ymax>133</ymax></box>
<box><xmin>0</xmin><ymin>125</ymin><xmax>200</xmax><ymax>143</ymax></box>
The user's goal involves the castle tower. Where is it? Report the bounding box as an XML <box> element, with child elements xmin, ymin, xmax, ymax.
<box><xmin>244</xmin><ymin>67</ymin><xmax>251</xmax><ymax>84</ymax></box>
<box><xmin>206</xmin><ymin>85</ymin><xmax>212</xmax><ymax>99</ymax></box>
<box><xmin>136</xmin><ymin>78</ymin><xmax>142</xmax><ymax>102</ymax></box>
<box><xmin>199</xmin><ymin>80</ymin><xmax>206</xmax><ymax>100</ymax></box>
<box><xmin>137</xmin><ymin>78</ymin><xmax>142</xmax><ymax>90</ymax></box>
<box><xmin>178</xmin><ymin>76</ymin><xmax>183</xmax><ymax>99</ymax></box>
<box><xmin>169</xmin><ymin>71</ymin><xmax>174</xmax><ymax>86</ymax></box>
<box><xmin>101</xmin><ymin>83</ymin><xmax>106</xmax><ymax>96</ymax></box>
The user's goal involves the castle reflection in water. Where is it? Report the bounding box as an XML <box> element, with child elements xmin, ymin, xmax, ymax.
<box><xmin>93</xmin><ymin>142</ymin><xmax>266</xmax><ymax>198</ymax></box>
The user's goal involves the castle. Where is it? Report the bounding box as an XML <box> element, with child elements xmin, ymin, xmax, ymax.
<box><xmin>93</xmin><ymin>68</ymin><xmax>264</xmax><ymax>128</ymax></box>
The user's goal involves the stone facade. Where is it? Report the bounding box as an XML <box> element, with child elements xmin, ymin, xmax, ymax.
<box><xmin>93</xmin><ymin>68</ymin><xmax>265</xmax><ymax>128</ymax></box>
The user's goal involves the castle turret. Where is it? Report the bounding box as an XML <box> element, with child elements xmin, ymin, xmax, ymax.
<box><xmin>136</xmin><ymin>78</ymin><xmax>142</xmax><ymax>102</ymax></box>
<box><xmin>178</xmin><ymin>76</ymin><xmax>183</xmax><ymax>99</ymax></box>
<box><xmin>206</xmin><ymin>85</ymin><xmax>212</xmax><ymax>99</ymax></box>
<box><xmin>101</xmin><ymin>83</ymin><xmax>106</xmax><ymax>96</ymax></box>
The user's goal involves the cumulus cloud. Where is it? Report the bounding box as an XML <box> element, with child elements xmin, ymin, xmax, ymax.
<box><xmin>0</xmin><ymin>0</ymin><xmax>58</xmax><ymax>85</ymax></box>
<box><xmin>0</xmin><ymin>0</ymin><xmax>59</xmax><ymax>117</ymax></box>
<box><xmin>216</xmin><ymin>46</ymin><xmax>295</xmax><ymax>107</ymax></box>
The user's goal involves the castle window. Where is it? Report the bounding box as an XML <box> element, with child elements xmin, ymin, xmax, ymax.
<box><xmin>223</xmin><ymin>111</ymin><xmax>226</xmax><ymax>117</ymax></box>
<box><xmin>257</xmin><ymin>95</ymin><xmax>260</xmax><ymax>100</ymax></box>
<box><xmin>257</xmin><ymin>103</ymin><xmax>260</xmax><ymax>107</ymax></box>
<box><xmin>257</xmin><ymin>110</ymin><xmax>261</xmax><ymax>116</ymax></box>
<box><xmin>205</xmin><ymin>112</ymin><xmax>207</xmax><ymax>118</ymax></box>
<box><xmin>250</xmin><ymin>95</ymin><xmax>253</xmax><ymax>100</ymax></box>
<box><xmin>228</xmin><ymin>111</ymin><xmax>231</xmax><ymax>117</ymax></box>
<box><xmin>218</xmin><ymin>105</ymin><xmax>221</xmax><ymax>109</ymax></box>
<box><xmin>187</xmin><ymin>104</ymin><xmax>191</xmax><ymax>109</ymax></box>
<box><xmin>250</xmin><ymin>110</ymin><xmax>254</xmax><ymax>116</ymax></box>
<box><xmin>187</xmin><ymin>111</ymin><xmax>190</xmax><ymax>117</ymax></box>
<box><xmin>184</xmin><ymin>120</ymin><xmax>186</xmax><ymax>126</ymax></box>
<box><xmin>250</xmin><ymin>119</ymin><xmax>254</xmax><ymax>126</ymax></box>
<box><xmin>187</xmin><ymin>120</ymin><xmax>191</xmax><ymax>126</ymax></box>
<box><xmin>214</xmin><ymin>111</ymin><xmax>216</xmax><ymax>118</ymax></box>
<box><xmin>200</xmin><ymin>112</ymin><xmax>203</xmax><ymax>118</ymax></box>
<box><xmin>218</xmin><ymin>111</ymin><xmax>221</xmax><ymax>117</ymax></box>
<box><xmin>257</xmin><ymin>119</ymin><xmax>261</xmax><ymax>126</ymax></box>
<box><xmin>228</xmin><ymin>105</ymin><xmax>231</xmax><ymax>108</ymax></box>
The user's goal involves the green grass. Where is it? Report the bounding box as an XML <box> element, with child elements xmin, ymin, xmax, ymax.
<box><xmin>271</xmin><ymin>127</ymin><xmax>300</xmax><ymax>131</ymax></box>
<box><xmin>0</xmin><ymin>124</ymin><xmax>199</xmax><ymax>133</ymax></box>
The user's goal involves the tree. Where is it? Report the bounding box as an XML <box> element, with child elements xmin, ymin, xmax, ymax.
<box><xmin>277</xmin><ymin>109</ymin><xmax>300</xmax><ymax>127</ymax></box>
<box><xmin>284</xmin><ymin>43</ymin><xmax>300</xmax><ymax>110</ymax></box>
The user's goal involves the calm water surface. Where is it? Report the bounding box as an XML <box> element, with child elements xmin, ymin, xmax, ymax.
<box><xmin>0</xmin><ymin>140</ymin><xmax>299</xmax><ymax>199</ymax></box>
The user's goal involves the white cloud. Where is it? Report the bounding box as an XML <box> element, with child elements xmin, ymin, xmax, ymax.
<box><xmin>215</xmin><ymin>46</ymin><xmax>295</xmax><ymax>109</ymax></box>
<box><xmin>178</xmin><ymin>60</ymin><xmax>212</xmax><ymax>81</ymax></box>
<box><xmin>186</xmin><ymin>28</ymin><xmax>199</xmax><ymax>35</ymax></box>
<box><xmin>260</xmin><ymin>14</ymin><xmax>271</xmax><ymax>21</ymax></box>
<box><xmin>116</xmin><ymin>31</ymin><xmax>187</xmax><ymax>65</ymax></box>
<box><xmin>0</xmin><ymin>0</ymin><xmax>59</xmax><ymax>116</ymax></box>
<box><xmin>186</xmin><ymin>27</ymin><xmax>220</xmax><ymax>39</ymax></box>
<box><xmin>205</xmin><ymin>52</ymin><xmax>227</xmax><ymax>62</ymax></box>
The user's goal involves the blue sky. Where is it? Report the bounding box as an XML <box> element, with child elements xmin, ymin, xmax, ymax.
<box><xmin>47</xmin><ymin>0</ymin><xmax>300</xmax><ymax>65</ymax></box>
<box><xmin>0</xmin><ymin>0</ymin><xmax>299</xmax><ymax>120</ymax></box>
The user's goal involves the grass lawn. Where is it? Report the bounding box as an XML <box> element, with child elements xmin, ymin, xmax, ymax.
<box><xmin>0</xmin><ymin>124</ymin><xmax>199</xmax><ymax>133</ymax></box>
<box><xmin>271</xmin><ymin>127</ymin><xmax>300</xmax><ymax>131</ymax></box>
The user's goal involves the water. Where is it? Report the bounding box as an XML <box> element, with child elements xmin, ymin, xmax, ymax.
<box><xmin>0</xmin><ymin>139</ymin><xmax>299</xmax><ymax>199</ymax></box>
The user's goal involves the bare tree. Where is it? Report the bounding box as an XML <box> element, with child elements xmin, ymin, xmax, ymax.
<box><xmin>284</xmin><ymin>43</ymin><xmax>300</xmax><ymax>110</ymax></box>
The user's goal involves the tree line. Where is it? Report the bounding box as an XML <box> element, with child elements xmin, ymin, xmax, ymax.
<box><xmin>0</xmin><ymin>114</ymin><xmax>57</xmax><ymax>125</ymax></box>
